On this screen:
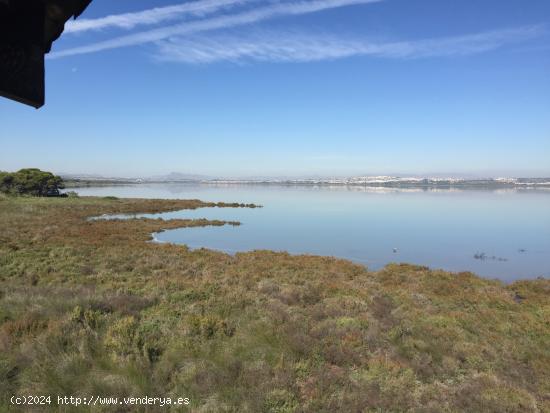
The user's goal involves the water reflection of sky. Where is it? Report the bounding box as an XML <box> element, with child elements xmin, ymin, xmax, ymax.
<box><xmin>78</xmin><ymin>184</ymin><xmax>550</xmax><ymax>281</ymax></box>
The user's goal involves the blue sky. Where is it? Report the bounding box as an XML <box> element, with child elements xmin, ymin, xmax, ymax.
<box><xmin>1</xmin><ymin>0</ymin><xmax>549</xmax><ymax>178</ymax></box>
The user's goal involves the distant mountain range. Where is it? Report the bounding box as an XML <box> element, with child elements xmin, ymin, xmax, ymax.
<box><xmin>61</xmin><ymin>173</ymin><xmax>550</xmax><ymax>188</ymax></box>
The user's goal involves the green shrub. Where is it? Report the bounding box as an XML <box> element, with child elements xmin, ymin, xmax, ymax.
<box><xmin>104</xmin><ymin>316</ymin><xmax>138</xmax><ymax>357</ymax></box>
<box><xmin>0</xmin><ymin>168</ymin><xmax>64</xmax><ymax>196</ymax></box>
<box><xmin>264</xmin><ymin>389</ymin><xmax>298</xmax><ymax>413</ymax></box>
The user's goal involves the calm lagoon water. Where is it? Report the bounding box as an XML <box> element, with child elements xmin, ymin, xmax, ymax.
<box><xmin>74</xmin><ymin>184</ymin><xmax>550</xmax><ymax>282</ymax></box>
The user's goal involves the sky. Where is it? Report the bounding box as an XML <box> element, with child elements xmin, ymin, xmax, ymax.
<box><xmin>1</xmin><ymin>0</ymin><xmax>549</xmax><ymax>178</ymax></box>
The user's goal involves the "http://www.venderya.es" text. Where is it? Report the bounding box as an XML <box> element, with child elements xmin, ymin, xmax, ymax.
<box><xmin>11</xmin><ymin>395</ymin><xmax>191</xmax><ymax>407</ymax></box>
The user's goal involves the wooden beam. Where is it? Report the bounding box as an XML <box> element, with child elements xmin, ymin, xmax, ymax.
<box><xmin>0</xmin><ymin>1</ymin><xmax>45</xmax><ymax>108</ymax></box>
<box><xmin>0</xmin><ymin>0</ymin><xmax>93</xmax><ymax>108</ymax></box>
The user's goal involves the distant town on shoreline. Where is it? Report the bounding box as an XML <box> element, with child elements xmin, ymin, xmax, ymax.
<box><xmin>62</xmin><ymin>173</ymin><xmax>550</xmax><ymax>188</ymax></box>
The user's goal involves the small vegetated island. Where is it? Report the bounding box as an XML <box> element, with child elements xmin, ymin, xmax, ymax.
<box><xmin>0</xmin><ymin>169</ymin><xmax>548</xmax><ymax>412</ymax></box>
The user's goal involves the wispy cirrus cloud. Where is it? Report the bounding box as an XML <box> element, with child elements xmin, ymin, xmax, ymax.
<box><xmin>64</xmin><ymin>0</ymin><xmax>259</xmax><ymax>34</ymax></box>
<box><xmin>153</xmin><ymin>25</ymin><xmax>547</xmax><ymax>64</ymax></box>
<box><xmin>49</xmin><ymin>0</ymin><xmax>383</xmax><ymax>58</ymax></box>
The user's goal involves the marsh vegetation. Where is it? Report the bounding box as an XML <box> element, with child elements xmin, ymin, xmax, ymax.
<box><xmin>0</xmin><ymin>195</ymin><xmax>548</xmax><ymax>412</ymax></box>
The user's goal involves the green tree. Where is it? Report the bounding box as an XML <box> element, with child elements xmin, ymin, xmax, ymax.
<box><xmin>0</xmin><ymin>171</ymin><xmax>14</xmax><ymax>194</ymax></box>
<box><xmin>0</xmin><ymin>169</ymin><xmax>65</xmax><ymax>196</ymax></box>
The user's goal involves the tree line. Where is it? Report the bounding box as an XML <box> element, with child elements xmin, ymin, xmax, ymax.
<box><xmin>0</xmin><ymin>168</ymin><xmax>65</xmax><ymax>196</ymax></box>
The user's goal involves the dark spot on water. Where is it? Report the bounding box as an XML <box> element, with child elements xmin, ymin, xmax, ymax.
<box><xmin>473</xmin><ymin>252</ymin><xmax>507</xmax><ymax>262</ymax></box>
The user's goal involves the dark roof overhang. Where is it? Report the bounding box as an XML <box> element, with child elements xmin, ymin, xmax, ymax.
<box><xmin>0</xmin><ymin>0</ymin><xmax>92</xmax><ymax>108</ymax></box>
